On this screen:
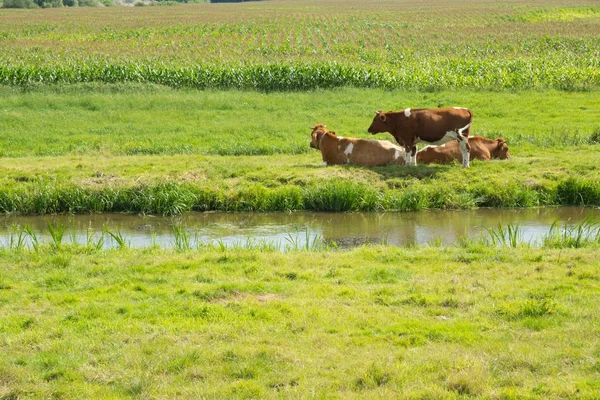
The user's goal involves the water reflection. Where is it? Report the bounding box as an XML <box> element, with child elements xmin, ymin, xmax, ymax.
<box><xmin>0</xmin><ymin>207</ymin><xmax>598</xmax><ymax>250</ymax></box>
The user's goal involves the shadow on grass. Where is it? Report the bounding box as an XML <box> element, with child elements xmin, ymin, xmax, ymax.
<box><xmin>299</xmin><ymin>162</ymin><xmax>452</xmax><ymax>179</ymax></box>
<box><xmin>370</xmin><ymin>164</ymin><xmax>452</xmax><ymax>180</ymax></box>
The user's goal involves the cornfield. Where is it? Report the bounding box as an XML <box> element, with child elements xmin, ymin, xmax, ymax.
<box><xmin>0</xmin><ymin>0</ymin><xmax>598</xmax><ymax>90</ymax></box>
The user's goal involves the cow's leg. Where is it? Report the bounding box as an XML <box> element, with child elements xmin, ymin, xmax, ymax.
<box><xmin>457</xmin><ymin>123</ymin><xmax>471</xmax><ymax>168</ymax></box>
<box><xmin>410</xmin><ymin>145</ymin><xmax>418</xmax><ymax>166</ymax></box>
<box><xmin>404</xmin><ymin>147</ymin><xmax>411</xmax><ymax>166</ymax></box>
<box><xmin>458</xmin><ymin>139</ymin><xmax>470</xmax><ymax>168</ymax></box>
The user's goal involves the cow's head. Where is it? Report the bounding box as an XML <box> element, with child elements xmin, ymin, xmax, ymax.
<box><xmin>367</xmin><ymin>110</ymin><xmax>390</xmax><ymax>135</ymax></box>
<box><xmin>310</xmin><ymin>124</ymin><xmax>329</xmax><ymax>149</ymax></box>
<box><xmin>492</xmin><ymin>138</ymin><xmax>510</xmax><ymax>159</ymax></box>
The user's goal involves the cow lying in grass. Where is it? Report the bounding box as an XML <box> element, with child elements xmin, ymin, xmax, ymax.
<box><xmin>417</xmin><ymin>136</ymin><xmax>510</xmax><ymax>164</ymax></box>
<box><xmin>310</xmin><ymin>124</ymin><xmax>405</xmax><ymax>167</ymax></box>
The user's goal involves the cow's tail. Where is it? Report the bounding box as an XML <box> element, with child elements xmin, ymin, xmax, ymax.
<box><xmin>458</xmin><ymin>110</ymin><xmax>473</xmax><ymax>139</ymax></box>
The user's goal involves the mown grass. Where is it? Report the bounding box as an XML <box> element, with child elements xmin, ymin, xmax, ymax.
<box><xmin>0</xmin><ymin>244</ymin><xmax>599</xmax><ymax>398</ymax></box>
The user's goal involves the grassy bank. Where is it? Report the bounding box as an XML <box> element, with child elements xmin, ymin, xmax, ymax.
<box><xmin>1</xmin><ymin>244</ymin><xmax>599</xmax><ymax>398</ymax></box>
<box><xmin>0</xmin><ymin>164</ymin><xmax>599</xmax><ymax>214</ymax></box>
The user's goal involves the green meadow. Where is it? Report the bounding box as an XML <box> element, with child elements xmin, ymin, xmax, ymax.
<box><xmin>1</xmin><ymin>244</ymin><xmax>600</xmax><ymax>399</ymax></box>
<box><xmin>0</xmin><ymin>86</ymin><xmax>599</xmax><ymax>214</ymax></box>
<box><xmin>1</xmin><ymin>0</ymin><xmax>600</xmax><ymax>397</ymax></box>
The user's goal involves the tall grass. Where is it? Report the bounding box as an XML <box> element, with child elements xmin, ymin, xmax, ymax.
<box><xmin>173</xmin><ymin>224</ymin><xmax>193</xmax><ymax>251</ymax></box>
<box><xmin>0</xmin><ymin>177</ymin><xmax>598</xmax><ymax>215</ymax></box>
<box><xmin>105</xmin><ymin>228</ymin><xmax>128</xmax><ymax>249</ymax></box>
<box><xmin>283</xmin><ymin>229</ymin><xmax>328</xmax><ymax>252</ymax></box>
<box><xmin>486</xmin><ymin>223</ymin><xmax>527</xmax><ymax>248</ymax></box>
<box><xmin>47</xmin><ymin>222</ymin><xmax>65</xmax><ymax>250</ymax></box>
<box><xmin>542</xmin><ymin>216</ymin><xmax>600</xmax><ymax>248</ymax></box>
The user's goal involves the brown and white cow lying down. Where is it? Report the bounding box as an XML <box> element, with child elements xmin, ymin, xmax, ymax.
<box><xmin>310</xmin><ymin>124</ymin><xmax>405</xmax><ymax>167</ymax></box>
<box><xmin>367</xmin><ymin>107</ymin><xmax>473</xmax><ymax>168</ymax></box>
<box><xmin>417</xmin><ymin>136</ymin><xmax>510</xmax><ymax>164</ymax></box>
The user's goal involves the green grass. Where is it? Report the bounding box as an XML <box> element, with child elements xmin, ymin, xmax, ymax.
<box><xmin>0</xmin><ymin>0</ymin><xmax>598</xmax><ymax>90</ymax></box>
<box><xmin>0</xmin><ymin>244</ymin><xmax>599</xmax><ymax>398</ymax></box>
<box><xmin>1</xmin><ymin>85</ymin><xmax>598</xmax><ymax>158</ymax></box>
<box><xmin>0</xmin><ymin>153</ymin><xmax>598</xmax><ymax>214</ymax></box>
<box><xmin>0</xmin><ymin>86</ymin><xmax>599</xmax><ymax>214</ymax></box>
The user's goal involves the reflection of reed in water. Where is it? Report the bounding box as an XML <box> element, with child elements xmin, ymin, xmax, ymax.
<box><xmin>0</xmin><ymin>208</ymin><xmax>598</xmax><ymax>250</ymax></box>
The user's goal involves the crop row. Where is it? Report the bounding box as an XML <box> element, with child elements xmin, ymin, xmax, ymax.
<box><xmin>1</xmin><ymin>59</ymin><xmax>598</xmax><ymax>91</ymax></box>
<box><xmin>0</xmin><ymin>2</ymin><xmax>598</xmax><ymax>89</ymax></box>
<box><xmin>0</xmin><ymin>177</ymin><xmax>597</xmax><ymax>216</ymax></box>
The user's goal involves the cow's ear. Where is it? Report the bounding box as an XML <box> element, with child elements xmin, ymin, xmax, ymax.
<box><xmin>329</xmin><ymin>131</ymin><xmax>336</xmax><ymax>136</ymax></box>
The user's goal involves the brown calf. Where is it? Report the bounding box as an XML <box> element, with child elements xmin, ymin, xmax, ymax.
<box><xmin>417</xmin><ymin>136</ymin><xmax>510</xmax><ymax>164</ymax></box>
<box><xmin>310</xmin><ymin>124</ymin><xmax>405</xmax><ymax>167</ymax></box>
<box><xmin>367</xmin><ymin>107</ymin><xmax>473</xmax><ymax>168</ymax></box>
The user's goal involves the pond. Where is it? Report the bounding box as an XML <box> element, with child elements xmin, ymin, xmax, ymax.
<box><xmin>1</xmin><ymin>207</ymin><xmax>598</xmax><ymax>250</ymax></box>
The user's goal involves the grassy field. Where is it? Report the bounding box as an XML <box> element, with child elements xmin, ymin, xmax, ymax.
<box><xmin>1</xmin><ymin>85</ymin><xmax>599</xmax><ymax>157</ymax></box>
<box><xmin>0</xmin><ymin>86</ymin><xmax>599</xmax><ymax>214</ymax></box>
<box><xmin>0</xmin><ymin>0</ymin><xmax>599</xmax><ymax>90</ymax></box>
<box><xmin>1</xmin><ymin>0</ymin><xmax>600</xmax><ymax>397</ymax></box>
<box><xmin>1</xmin><ymin>244</ymin><xmax>600</xmax><ymax>399</ymax></box>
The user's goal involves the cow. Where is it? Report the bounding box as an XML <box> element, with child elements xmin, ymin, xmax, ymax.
<box><xmin>417</xmin><ymin>136</ymin><xmax>510</xmax><ymax>164</ymax></box>
<box><xmin>310</xmin><ymin>124</ymin><xmax>405</xmax><ymax>167</ymax></box>
<box><xmin>367</xmin><ymin>107</ymin><xmax>473</xmax><ymax>168</ymax></box>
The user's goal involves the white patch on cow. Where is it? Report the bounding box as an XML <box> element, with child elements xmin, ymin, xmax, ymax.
<box><xmin>394</xmin><ymin>149</ymin><xmax>401</xmax><ymax>160</ymax></box>
<box><xmin>404</xmin><ymin>108</ymin><xmax>411</xmax><ymax>117</ymax></box>
<box><xmin>425</xmin><ymin>131</ymin><xmax>458</xmax><ymax>146</ymax></box>
<box><xmin>410</xmin><ymin>152</ymin><xmax>417</xmax><ymax>166</ymax></box>
<box><xmin>337</xmin><ymin>136</ymin><xmax>344</xmax><ymax>139</ymax></box>
<box><xmin>344</xmin><ymin>143</ymin><xmax>354</xmax><ymax>156</ymax></box>
<box><xmin>404</xmin><ymin>150</ymin><xmax>411</xmax><ymax>166</ymax></box>
<box><xmin>344</xmin><ymin>143</ymin><xmax>354</xmax><ymax>163</ymax></box>
<box><xmin>453</xmin><ymin>107</ymin><xmax>468</xmax><ymax>110</ymax></box>
<box><xmin>322</xmin><ymin>161</ymin><xmax>328</xmax><ymax>167</ymax></box>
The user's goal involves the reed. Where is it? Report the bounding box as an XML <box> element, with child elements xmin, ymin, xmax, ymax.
<box><xmin>172</xmin><ymin>224</ymin><xmax>193</xmax><ymax>251</ymax></box>
<box><xmin>541</xmin><ymin>216</ymin><xmax>600</xmax><ymax>248</ymax></box>
<box><xmin>86</xmin><ymin>228</ymin><xmax>105</xmax><ymax>251</ymax></box>
<box><xmin>8</xmin><ymin>225</ymin><xmax>28</xmax><ymax>252</ymax></box>
<box><xmin>47</xmin><ymin>222</ymin><xmax>65</xmax><ymax>250</ymax></box>
<box><xmin>283</xmin><ymin>229</ymin><xmax>328</xmax><ymax>252</ymax></box>
<box><xmin>23</xmin><ymin>224</ymin><xmax>40</xmax><ymax>252</ymax></box>
<box><xmin>486</xmin><ymin>223</ymin><xmax>527</xmax><ymax>248</ymax></box>
<box><xmin>104</xmin><ymin>228</ymin><xmax>128</xmax><ymax>249</ymax></box>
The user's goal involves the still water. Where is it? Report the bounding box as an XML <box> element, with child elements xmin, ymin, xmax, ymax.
<box><xmin>1</xmin><ymin>207</ymin><xmax>598</xmax><ymax>250</ymax></box>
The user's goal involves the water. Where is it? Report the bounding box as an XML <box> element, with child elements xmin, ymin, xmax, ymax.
<box><xmin>1</xmin><ymin>207</ymin><xmax>598</xmax><ymax>250</ymax></box>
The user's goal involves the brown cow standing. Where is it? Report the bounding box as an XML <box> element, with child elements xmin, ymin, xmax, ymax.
<box><xmin>367</xmin><ymin>107</ymin><xmax>473</xmax><ymax>168</ymax></box>
<box><xmin>310</xmin><ymin>124</ymin><xmax>405</xmax><ymax>167</ymax></box>
<box><xmin>417</xmin><ymin>136</ymin><xmax>510</xmax><ymax>164</ymax></box>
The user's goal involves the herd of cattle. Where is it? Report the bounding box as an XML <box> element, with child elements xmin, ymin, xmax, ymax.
<box><xmin>310</xmin><ymin>107</ymin><xmax>510</xmax><ymax>168</ymax></box>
